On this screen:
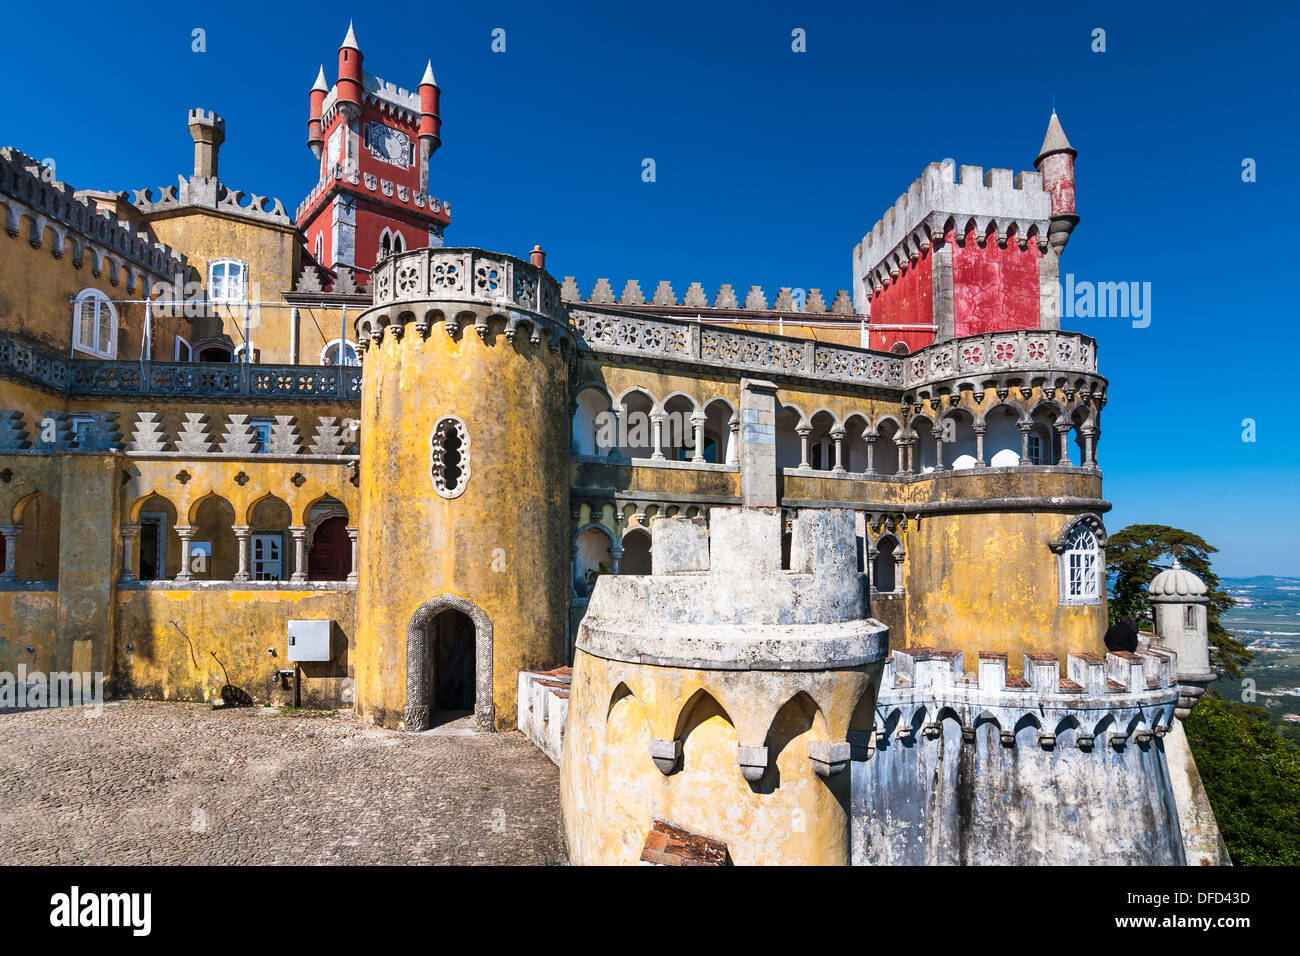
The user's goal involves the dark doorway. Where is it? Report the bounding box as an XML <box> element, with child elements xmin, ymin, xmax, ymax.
<box><xmin>307</xmin><ymin>516</ymin><xmax>352</xmax><ymax>580</ymax></box>
<box><xmin>621</xmin><ymin>529</ymin><xmax>652</xmax><ymax>575</ymax></box>
<box><xmin>431</xmin><ymin>609</ymin><xmax>475</xmax><ymax>715</ymax></box>
<box><xmin>139</xmin><ymin>515</ymin><xmax>165</xmax><ymax>580</ymax></box>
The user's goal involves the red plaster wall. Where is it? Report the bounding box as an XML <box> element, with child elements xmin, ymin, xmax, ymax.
<box><xmin>868</xmin><ymin>246</ymin><xmax>934</xmax><ymax>353</ymax></box>
<box><xmin>952</xmin><ymin>228</ymin><xmax>1042</xmax><ymax>335</ymax></box>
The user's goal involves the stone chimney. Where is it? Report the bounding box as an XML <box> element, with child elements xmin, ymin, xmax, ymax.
<box><xmin>188</xmin><ymin>109</ymin><xmax>225</xmax><ymax>180</ymax></box>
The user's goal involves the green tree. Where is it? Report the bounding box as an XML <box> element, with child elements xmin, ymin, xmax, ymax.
<box><xmin>1184</xmin><ymin>694</ymin><xmax>1300</xmax><ymax>865</ymax></box>
<box><xmin>1106</xmin><ymin>524</ymin><xmax>1249</xmax><ymax>678</ymax></box>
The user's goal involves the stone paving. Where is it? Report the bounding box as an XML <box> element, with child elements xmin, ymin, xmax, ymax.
<box><xmin>0</xmin><ymin>700</ymin><xmax>567</xmax><ymax>865</ymax></box>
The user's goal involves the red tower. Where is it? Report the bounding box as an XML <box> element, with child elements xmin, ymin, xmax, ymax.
<box><xmin>296</xmin><ymin>22</ymin><xmax>450</xmax><ymax>285</ymax></box>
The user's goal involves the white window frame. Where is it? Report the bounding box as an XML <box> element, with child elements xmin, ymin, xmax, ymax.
<box><xmin>174</xmin><ymin>335</ymin><xmax>193</xmax><ymax>362</ymax></box>
<box><xmin>1059</xmin><ymin>525</ymin><xmax>1102</xmax><ymax>606</ymax></box>
<box><xmin>320</xmin><ymin>339</ymin><xmax>360</xmax><ymax>367</ymax></box>
<box><xmin>251</xmin><ymin>532</ymin><xmax>284</xmax><ymax>581</ymax></box>
<box><xmin>208</xmin><ymin>259</ymin><xmax>248</xmax><ymax>304</ymax></box>
<box><xmin>314</xmin><ymin>233</ymin><xmax>324</xmax><ymax>262</ymax></box>
<box><xmin>233</xmin><ymin>343</ymin><xmax>258</xmax><ymax>364</ymax></box>
<box><xmin>72</xmin><ymin>289</ymin><xmax>117</xmax><ymax>359</ymax></box>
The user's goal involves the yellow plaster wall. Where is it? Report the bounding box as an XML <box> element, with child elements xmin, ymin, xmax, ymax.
<box><xmin>562</xmin><ymin>650</ymin><xmax>880</xmax><ymax>865</ymax></box>
<box><xmin>145</xmin><ymin>209</ymin><xmax>302</xmax><ymax>363</ymax></box>
<box><xmin>115</xmin><ymin>587</ymin><xmax>356</xmax><ymax>707</ymax></box>
<box><xmin>355</xmin><ymin>324</ymin><xmax>571</xmax><ymax>730</ymax></box>
<box><xmin>0</xmin><ymin>219</ymin><xmax>177</xmax><ymax>360</ymax></box>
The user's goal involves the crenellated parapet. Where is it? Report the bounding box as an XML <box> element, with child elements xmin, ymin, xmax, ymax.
<box><xmin>854</xmin><ymin>641</ymin><xmax>1188</xmax><ymax>865</ymax></box>
<box><xmin>295</xmin><ymin>161</ymin><xmax>450</xmax><ymax>226</ymax></box>
<box><xmin>852</xmin><ymin>160</ymin><xmax>1052</xmax><ymax>308</ymax></box>
<box><xmin>132</xmin><ymin>175</ymin><xmax>291</xmax><ymax>226</ymax></box>
<box><xmin>0</xmin><ymin>147</ymin><xmax>187</xmax><ymax>283</ymax></box>
<box><xmin>872</xmin><ymin>646</ymin><xmax>1179</xmax><ymax>754</ymax></box>
<box><xmin>561</xmin><ymin>277</ymin><xmax>857</xmax><ymax>318</ymax></box>
<box><xmin>357</xmin><ymin>247</ymin><xmax>573</xmax><ymax>352</ymax></box>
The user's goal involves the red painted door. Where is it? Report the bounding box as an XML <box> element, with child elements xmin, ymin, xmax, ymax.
<box><xmin>307</xmin><ymin>516</ymin><xmax>352</xmax><ymax>581</ymax></box>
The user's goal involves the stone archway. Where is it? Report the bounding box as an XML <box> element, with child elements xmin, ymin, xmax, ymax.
<box><xmin>405</xmin><ymin>594</ymin><xmax>495</xmax><ymax>732</ymax></box>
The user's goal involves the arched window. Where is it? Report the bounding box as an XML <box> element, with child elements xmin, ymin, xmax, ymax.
<box><xmin>379</xmin><ymin>228</ymin><xmax>406</xmax><ymax>261</ymax></box>
<box><xmin>320</xmin><ymin>339</ymin><xmax>360</xmax><ymax>367</ymax></box>
<box><xmin>208</xmin><ymin>259</ymin><xmax>247</xmax><ymax>303</ymax></box>
<box><xmin>872</xmin><ymin>536</ymin><xmax>899</xmax><ymax>593</ymax></box>
<box><xmin>196</xmin><ymin>343</ymin><xmax>233</xmax><ymax>363</ymax></box>
<box><xmin>1059</xmin><ymin>524</ymin><xmax>1101</xmax><ymax>605</ymax></box>
<box><xmin>889</xmin><ymin>341</ymin><xmax>910</xmax><ymax>355</ymax></box>
<box><xmin>72</xmin><ymin>289</ymin><xmax>116</xmax><ymax>358</ymax></box>
<box><xmin>233</xmin><ymin>343</ymin><xmax>258</xmax><ymax>364</ymax></box>
<box><xmin>174</xmin><ymin>335</ymin><xmax>193</xmax><ymax>362</ymax></box>
<box><xmin>314</xmin><ymin>233</ymin><xmax>324</xmax><ymax>262</ymax></box>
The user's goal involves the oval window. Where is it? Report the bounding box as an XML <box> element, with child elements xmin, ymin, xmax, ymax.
<box><xmin>431</xmin><ymin>417</ymin><xmax>470</xmax><ymax>498</ymax></box>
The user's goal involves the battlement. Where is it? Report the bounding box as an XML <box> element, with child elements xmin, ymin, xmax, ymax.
<box><xmin>560</xmin><ymin>277</ymin><xmax>858</xmax><ymax>318</ymax></box>
<box><xmin>186</xmin><ymin>109</ymin><xmax>225</xmax><ymax>131</ymax></box>
<box><xmin>0</xmin><ymin>147</ymin><xmax>186</xmax><ymax>282</ymax></box>
<box><xmin>133</xmin><ymin>175</ymin><xmax>290</xmax><ymax>226</ymax></box>
<box><xmin>852</xmin><ymin>160</ymin><xmax>1053</xmax><ymax>308</ymax></box>
<box><xmin>872</xmin><ymin>645</ymin><xmax>1179</xmax><ymax>752</ymax></box>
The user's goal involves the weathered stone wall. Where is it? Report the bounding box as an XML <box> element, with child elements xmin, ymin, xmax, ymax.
<box><xmin>354</xmin><ymin>298</ymin><xmax>571</xmax><ymax>730</ymax></box>
<box><xmin>852</xmin><ymin>647</ymin><xmax>1184</xmax><ymax>865</ymax></box>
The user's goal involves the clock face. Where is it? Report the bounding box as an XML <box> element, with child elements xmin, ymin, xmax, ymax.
<box><xmin>368</xmin><ymin>122</ymin><xmax>410</xmax><ymax>168</ymax></box>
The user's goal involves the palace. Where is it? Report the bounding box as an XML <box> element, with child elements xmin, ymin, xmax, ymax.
<box><xmin>0</xmin><ymin>24</ymin><xmax>1227</xmax><ymax>865</ymax></box>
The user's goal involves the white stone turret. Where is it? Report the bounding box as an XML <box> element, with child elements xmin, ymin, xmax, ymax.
<box><xmin>1149</xmin><ymin>557</ymin><xmax>1214</xmax><ymax>719</ymax></box>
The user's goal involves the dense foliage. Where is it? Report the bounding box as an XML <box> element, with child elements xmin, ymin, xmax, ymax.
<box><xmin>1184</xmin><ymin>694</ymin><xmax>1300</xmax><ymax>865</ymax></box>
<box><xmin>1105</xmin><ymin>524</ymin><xmax>1249</xmax><ymax>678</ymax></box>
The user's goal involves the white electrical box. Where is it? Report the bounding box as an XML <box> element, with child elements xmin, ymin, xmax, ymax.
<box><xmin>286</xmin><ymin>620</ymin><xmax>333</xmax><ymax>662</ymax></box>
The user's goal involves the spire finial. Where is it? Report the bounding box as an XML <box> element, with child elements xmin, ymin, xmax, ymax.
<box><xmin>1035</xmin><ymin>109</ymin><xmax>1076</xmax><ymax>167</ymax></box>
<box><xmin>421</xmin><ymin>59</ymin><xmax>437</xmax><ymax>87</ymax></box>
<box><xmin>312</xmin><ymin>64</ymin><xmax>329</xmax><ymax>92</ymax></box>
<box><xmin>341</xmin><ymin>20</ymin><xmax>360</xmax><ymax>51</ymax></box>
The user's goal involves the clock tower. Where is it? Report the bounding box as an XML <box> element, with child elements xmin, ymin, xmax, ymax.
<box><xmin>297</xmin><ymin>22</ymin><xmax>450</xmax><ymax>286</ymax></box>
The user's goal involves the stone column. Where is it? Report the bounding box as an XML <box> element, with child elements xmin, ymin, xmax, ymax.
<box><xmin>902</xmin><ymin>438</ymin><xmax>914</xmax><ymax>475</ymax></box>
<box><xmin>650</xmin><ymin>413</ymin><xmax>666</xmax><ymax>461</ymax></box>
<box><xmin>739</xmin><ymin>379</ymin><xmax>779</xmax><ymax>508</ymax></box>
<box><xmin>974</xmin><ymin>424</ymin><xmax>986</xmax><ymax>467</ymax></box>
<box><xmin>864</xmin><ymin>433</ymin><xmax>877</xmax><ymax>476</ymax></box>
<box><xmin>690</xmin><ymin>412</ymin><xmax>706</xmax><ymax>464</ymax></box>
<box><xmin>609</xmin><ymin>406</ymin><xmax>623</xmax><ymax>459</ymax></box>
<box><xmin>118</xmin><ymin>523</ymin><xmax>141</xmax><ymax>583</ymax></box>
<box><xmin>289</xmin><ymin>526</ymin><xmax>309</xmax><ymax>583</ymax></box>
<box><xmin>612</xmin><ymin>512</ymin><xmax>626</xmax><ymax>574</ymax></box>
<box><xmin>232</xmin><ymin>525</ymin><xmax>251</xmax><ymax>582</ymax></box>
<box><xmin>796</xmin><ymin>425</ymin><xmax>812</xmax><ymax>469</ymax></box>
<box><xmin>831</xmin><ymin>427</ymin><xmax>846</xmax><ymax>474</ymax></box>
<box><xmin>1082</xmin><ymin>427</ymin><xmax>1097</xmax><ymax>468</ymax></box>
<box><xmin>346</xmin><ymin>525</ymin><xmax>359</xmax><ymax>583</ymax></box>
<box><xmin>727</xmin><ymin>416</ymin><xmax>740</xmax><ymax>465</ymax></box>
<box><xmin>175</xmin><ymin>525</ymin><xmax>195</xmax><ymax>582</ymax></box>
<box><xmin>0</xmin><ymin>524</ymin><xmax>23</xmax><ymax>582</ymax></box>
<box><xmin>934</xmin><ymin>432</ymin><xmax>945</xmax><ymax>471</ymax></box>
<box><xmin>1056</xmin><ymin>423</ymin><xmax>1072</xmax><ymax>466</ymax></box>
<box><xmin>1018</xmin><ymin>423</ymin><xmax>1033</xmax><ymax>465</ymax></box>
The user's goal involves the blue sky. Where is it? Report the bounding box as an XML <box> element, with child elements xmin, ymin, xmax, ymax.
<box><xmin>5</xmin><ymin>1</ymin><xmax>1297</xmax><ymax>575</ymax></box>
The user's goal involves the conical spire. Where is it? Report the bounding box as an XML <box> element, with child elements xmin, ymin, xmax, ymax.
<box><xmin>311</xmin><ymin>65</ymin><xmax>329</xmax><ymax>92</ymax></box>
<box><xmin>1036</xmin><ymin>109</ymin><xmax>1076</xmax><ymax>166</ymax></box>
<box><xmin>420</xmin><ymin>60</ymin><xmax>437</xmax><ymax>87</ymax></box>
<box><xmin>340</xmin><ymin>20</ymin><xmax>360</xmax><ymax>51</ymax></box>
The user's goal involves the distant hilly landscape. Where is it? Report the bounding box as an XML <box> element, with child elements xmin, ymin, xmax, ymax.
<box><xmin>1219</xmin><ymin>576</ymin><xmax>1300</xmax><ymax>741</ymax></box>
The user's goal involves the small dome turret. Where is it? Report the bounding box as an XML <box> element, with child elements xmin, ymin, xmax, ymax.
<box><xmin>1148</xmin><ymin>557</ymin><xmax>1208</xmax><ymax>600</ymax></box>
